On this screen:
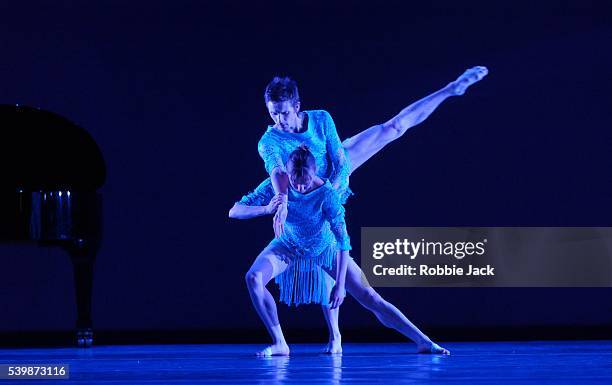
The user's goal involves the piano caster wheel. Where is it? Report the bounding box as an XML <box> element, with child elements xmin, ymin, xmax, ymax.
<box><xmin>76</xmin><ymin>328</ymin><xmax>93</xmax><ymax>348</ymax></box>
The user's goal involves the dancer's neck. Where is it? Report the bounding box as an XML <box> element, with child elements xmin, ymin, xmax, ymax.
<box><xmin>277</xmin><ymin>112</ymin><xmax>307</xmax><ymax>133</ymax></box>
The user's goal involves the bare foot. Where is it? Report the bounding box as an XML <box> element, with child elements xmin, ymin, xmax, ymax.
<box><xmin>416</xmin><ymin>341</ymin><xmax>450</xmax><ymax>355</ymax></box>
<box><xmin>256</xmin><ymin>342</ymin><xmax>290</xmax><ymax>357</ymax></box>
<box><xmin>449</xmin><ymin>66</ymin><xmax>488</xmax><ymax>95</ymax></box>
<box><xmin>322</xmin><ymin>337</ymin><xmax>342</xmax><ymax>354</ymax></box>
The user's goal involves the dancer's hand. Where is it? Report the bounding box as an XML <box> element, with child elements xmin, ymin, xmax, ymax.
<box><xmin>265</xmin><ymin>194</ymin><xmax>285</xmax><ymax>215</ymax></box>
<box><xmin>273</xmin><ymin>201</ymin><xmax>288</xmax><ymax>238</ymax></box>
<box><xmin>329</xmin><ymin>284</ymin><xmax>346</xmax><ymax>309</ymax></box>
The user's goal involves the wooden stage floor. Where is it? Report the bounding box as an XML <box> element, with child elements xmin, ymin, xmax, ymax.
<box><xmin>0</xmin><ymin>341</ymin><xmax>610</xmax><ymax>384</ymax></box>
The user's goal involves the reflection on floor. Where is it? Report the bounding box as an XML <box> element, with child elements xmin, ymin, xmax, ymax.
<box><xmin>0</xmin><ymin>341</ymin><xmax>610</xmax><ymax>384</ymax></box>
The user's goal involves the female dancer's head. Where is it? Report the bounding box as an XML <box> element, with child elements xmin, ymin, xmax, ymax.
<box><xmin>286</xmin><ymin>144</ymin><xmax>317</xmax><ymax>193</ymax></box>
<box><xmin>264</xmin><ymin>76</ymin><xmax>301</xmax><ymax>130</ymax></box>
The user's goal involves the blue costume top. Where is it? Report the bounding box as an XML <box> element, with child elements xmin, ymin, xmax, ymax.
<box><xmin>258</xmin><ymin>110</ymin><xmax>353</xmax><ymax>203</ymax></box>
<box><xmin>238</xmin><ymin>178</ymin><xmax>351</xmax><ymax>306</ymax></box>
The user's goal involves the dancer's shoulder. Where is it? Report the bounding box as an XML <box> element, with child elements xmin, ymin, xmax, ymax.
<box><xmin>306</xmin><ymin>109</ymin><xmax>332</xmax><ymax>120</ymax></box>
<box><xmin>305</xmin><ymin>110</ymin><xmax>334</xmax><ymax>135</ymax></box>
<box><xmin>321</xmin><ymin>180</ymin><xmax>340</xmax><ymax>200</ymax></box>
<box><xmin>258</xmin><ymin>126</ymin><xmax>275</xmax><ymax>140</ymax></box>
<box><xmin>257</xmin><ymin>127</ymin><xmax>281</xmax><ymax>149</ymax></box>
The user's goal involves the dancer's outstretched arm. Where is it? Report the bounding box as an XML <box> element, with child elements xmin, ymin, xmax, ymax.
<box><xmin>228</xmin><ymin>179</ymin><xmax>282</xmax><ymax>219</ymax></box>
<box><xmin>228</xmin><ymin>194</ymin><xmax>283</xmax><ymax>219</ymax></box>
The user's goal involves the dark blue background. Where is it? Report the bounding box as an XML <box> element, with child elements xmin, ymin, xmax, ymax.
<box><xmin>1</xmin><ymin>1</ymin><xmax>610</xmax><ymax>339</ymax></box>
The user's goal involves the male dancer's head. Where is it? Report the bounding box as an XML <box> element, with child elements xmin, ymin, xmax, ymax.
<box><xmin>264</xmin><ymin>76</ymin><xmax>302</xmax><ymax>131</ymax></box>
<box><xmin>286</xmin><ymin>144</ymin><xmax>320</xmax><ymax>194</ymax></box>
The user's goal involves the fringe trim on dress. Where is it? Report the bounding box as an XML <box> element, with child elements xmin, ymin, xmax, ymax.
<box><xmin>275</xmin><ymin>246</ymin><xmax>336</xmax><ymax>306</ymax></box>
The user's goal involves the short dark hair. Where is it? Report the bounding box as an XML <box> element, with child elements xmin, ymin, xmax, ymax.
<box><xmin>264</xmin><ymin>76</ymin><xmax>300</xmax><ymax>104</ymax></box>
<box><xmin>287</xmin><ymin>144</ymin><xmax>316</xmax><ymax>183</ymax></box>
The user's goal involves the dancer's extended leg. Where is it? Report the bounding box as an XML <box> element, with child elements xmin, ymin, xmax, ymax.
<box><xmin>321</xmin><ymin>305</ymin><xmax>342</xmax><ymax>354</ymax></box>
<box><xmin>322</xmin><ymin>258</ymin><xmax>450</xmax><ymax>355</ymax></box>
<box><xmin>245</xmin><ymin>243</ymin><xmax>291</xmax><ymax>356</ymax></box>
<box><xmin>343</xmin><ymin>66</ymin><xmax>488</xmax><ymax>173</ymax></box>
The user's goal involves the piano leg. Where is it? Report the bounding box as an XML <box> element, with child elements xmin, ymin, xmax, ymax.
<box><xmin>67</xmin><ymin>238</ymin><xmax>97</xmax><ymax>347</ymax></box>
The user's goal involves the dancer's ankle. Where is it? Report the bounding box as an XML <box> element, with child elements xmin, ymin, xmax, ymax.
<box><xmin>270</xmin><ymin>324</ymin><xmax>288</xmax><ymax>346</ymax></box>
<box><xmin>445</xmin><ymin>81</ymin><xmax>461</xmax><ymax>96</ymax></box>
<box><xmin>416</xmin><ymin>336</ymin><xmax>433</xmax><ymax>347</ymax></box>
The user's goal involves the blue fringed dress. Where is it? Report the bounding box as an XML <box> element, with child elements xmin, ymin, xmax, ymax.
<box><xmin>238</xmin><ymin>179</ymin><xmax>351</xmax><ymax>306</ymax></box>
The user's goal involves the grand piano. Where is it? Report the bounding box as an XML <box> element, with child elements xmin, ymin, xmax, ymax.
<box><xmin>0</xmin><ymin>104</ymin><xmax>105</xmax><ymax>347</ymax></box>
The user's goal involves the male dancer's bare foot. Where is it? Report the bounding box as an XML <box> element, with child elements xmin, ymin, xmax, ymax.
<box><xmin>255</xmin><ymin>342</ymin><xmax>290</xmax><ymax>357</ymax></box>
<box><xmin>322</xmin><ymin>337</ymin><xmax>342</xmax><ymax>354</ymax></box>
<box><xmin>416</xmin><ymin>340</ymin><xmax>451</xmax><ymax>355</ymax></box>
<box><xmin>449</xmin><ymin>66</ymin><xmax>489</xmax><ymax>95</ymax></box>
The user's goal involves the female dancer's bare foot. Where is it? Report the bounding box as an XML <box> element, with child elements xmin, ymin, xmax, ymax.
<box><xmin>449</xmin><ymin>66</ymin><xmax>489</xmax><ymax>95</ymax></box>
<box><xmin>416</xmin><ymin>341</ymin><xmax>451</xmax><ymax>355</ymax></box>
<box><xmin>256</xmin><ymin>342</ymin><xmax>290</xmax><ymax>357</ymax></box>
<box><xmin>322</xmin><ymin>337</ymin><xmax>342</xmax><ymax>354</ymax></box>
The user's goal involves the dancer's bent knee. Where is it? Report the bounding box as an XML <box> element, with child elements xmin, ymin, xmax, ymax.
<box><xmin>245</xmin><ymin>270</ymin><xmax>264</xmax><ymax>291</ymax></box>
<box><xmin>358</xmin><ymin>287</ymin><xmax>385</xmax><ymax>310</ymax></box>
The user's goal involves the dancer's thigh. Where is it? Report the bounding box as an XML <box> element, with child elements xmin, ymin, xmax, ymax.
<box><xmin>341</xmin><ymin>123</ymin><xmax>387</xmax><ymax>174</ymax></box>
<box><xmin>247</xmin><ymin>241</ymin><xmax>294</xmax><ymax>286</ymax></box>
<box><xmin>320</xmin><ymin>256</ymin><xmax>372</xmax><ymax>294</ymax></box>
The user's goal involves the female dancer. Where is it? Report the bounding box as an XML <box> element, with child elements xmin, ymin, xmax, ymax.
<box><xmin>236</xmin><ymin>66</ymin><xmax>488</xmax><ymax>353</ymax></box>
<box><xmin>229</xmin><ymin>145</ymin><xmax>450</xmax><ymax>356</ymax></box>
